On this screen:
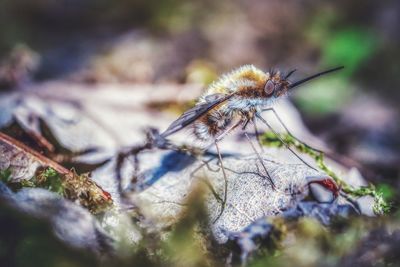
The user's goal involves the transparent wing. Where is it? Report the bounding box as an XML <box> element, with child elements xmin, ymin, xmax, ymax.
<box><xmin>161</xmin><ymin>93</ymin><xmax>232</xmax><ymax>137</ymax></box>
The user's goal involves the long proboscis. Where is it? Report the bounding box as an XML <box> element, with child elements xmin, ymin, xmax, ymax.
<box><xmin>288</xmin><ymin>66</ymin><xmax>344</xmax><ymax>89</ymax></box>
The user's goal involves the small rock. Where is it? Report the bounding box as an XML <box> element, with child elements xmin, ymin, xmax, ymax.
<box><xmin>0</xmin><ymin>182</ymin><xmax>113</xmax><ymax>254</ymax></box>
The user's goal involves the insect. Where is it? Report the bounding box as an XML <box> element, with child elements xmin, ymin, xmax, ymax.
<box><xmin>161</xmin><ymin>65</ymin><xmax>343</xmax><ymax>221</ymax></box>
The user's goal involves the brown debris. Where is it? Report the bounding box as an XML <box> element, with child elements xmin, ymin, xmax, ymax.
<box><xmin>0</xmin><ymin>131</ymin><xmax>113</xmax><ymax>213</ymax></box>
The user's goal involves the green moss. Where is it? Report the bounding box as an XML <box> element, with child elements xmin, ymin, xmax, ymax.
<box><xmin>1</xmin><ymin>166</ymin><xmax>112</xmax><ymax>213</ymax></box>
<box><xmin>260</xmin><ymin>132</ymin><xmax>390</xmax><ymax>215</ymax></box>
<box><xmin>376</xmin><ymin>183</ymin><xmax>395</xmax><ymax>200</ymax></box>
<box><xmin>160</xmin><ymin>185</ymin><xmax>212</xmax><ymax>267</ymax></box>
<box><xmin>34</xmin><ymin>167</ymin><xmax>65</xmax><ymax>196</ymax></box>
<box><xmin>0</xmin><ymin>168</ymin><xmax>12</xmax><ymax>183</ymax></box>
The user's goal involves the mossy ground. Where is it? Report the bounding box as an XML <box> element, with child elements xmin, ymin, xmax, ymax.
<box><xmin>260</xmin><ymin>131</ymin><xmax>391</xmax><ymax>215</ymax></box>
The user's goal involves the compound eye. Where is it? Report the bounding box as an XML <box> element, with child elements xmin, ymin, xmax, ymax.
<box><xmin>264</xmin><ymin>80</ymin><xmax>275</xmax><ymax>96</ymax></box>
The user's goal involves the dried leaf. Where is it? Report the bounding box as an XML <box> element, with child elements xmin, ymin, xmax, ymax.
<box><xmin>0</xmin><ymin>131</ymin><xmax>113</xmax><ymax>213</ymax></box>
<box><xmin>1</xmin><ymin>116</ymin><xmax>110</xmax><ymax>174</ymax></box>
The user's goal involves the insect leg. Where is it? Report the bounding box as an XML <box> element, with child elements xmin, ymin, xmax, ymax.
<box><xmin>261</xmin><ymin>108</ymin><xmax>324</xmax><ymax>153</ymax></box>
<box><xmin>188</xmin><ymin>155</ymin><xmax>223</xmax><ymax>203</ymax></box>
<box><xmin>252</xmin><ymin>118</ymin><xmax>265</xmax><ymax>152</ymax></box>
<box><xmin>242</xmin><ymin>128</ymin><xmax>276</xmax><ymax>190</ymax></box>
<box><xmin>186</xmin><ymin>158</ymin><xmax>219</xmax><ymax>208</ymax></box>
<box><xmin>255</xmin><ymin>113</ymin><xmax>318</xmax><ymax>171</ymax></box>
<box><xmin>214</xmin><ymin>140</ymin><xmax>228</xmax><ymax>223</ymax></box>
<box><xmin>210</xmin><ymin>119</ymin><xmax>247</xmax><ymax>222</ymax></box>
<box><xmin>203</xmin><ymin>120</ymin><xmax>243</xmax><ymax>152</ymax></box>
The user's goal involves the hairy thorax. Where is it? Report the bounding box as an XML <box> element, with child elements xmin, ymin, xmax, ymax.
<box><xmin>193</xmin><ymin>100</ymin><xmax>265</xmax><ymax>141</ymax></box>
<box><xmin>193</xmin><ymin>65</ymin><xmax>277</xmax><ymax>141</ymax></box>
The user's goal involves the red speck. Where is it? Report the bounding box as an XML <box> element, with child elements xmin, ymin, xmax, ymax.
<box><xmin>102</xmin><ymin>190</ymin><xmax>112</xmax><ymax>201</ymax></box>
<box><xmin>309</xmin><ymin>178</ymin><xmax>340</xmax><ymax>198</ymax></box>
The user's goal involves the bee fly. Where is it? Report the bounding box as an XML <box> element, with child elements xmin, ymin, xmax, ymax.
<box><xmin>161</xmin><ymin>65</ymin><xmax>343</xmax><ymax>219</ymax></box>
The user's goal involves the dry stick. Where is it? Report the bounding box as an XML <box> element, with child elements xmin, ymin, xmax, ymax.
<box><xmin>0</xmin><ymin>131</ymin><xmax>70</xmax><ymax>175</ymax></box>
<box><xmin>255</xmin><ymin>113</ymin><xmax>318</xmax><ymax>171</ymax></box>
<box><xmin>115</xmin><ymin>142</ymin><xmax>150</xmax><ymax>196</ymax></box>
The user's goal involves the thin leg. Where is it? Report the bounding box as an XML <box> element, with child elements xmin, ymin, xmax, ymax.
<box><xmin>261</xmin><ymin>108</ymin><xmax>293</xmax><ymax>135</ymax></box>
<box><xmin>261</xmin><ymin>108</ymin><xmax>323</xmax><ymax>153</ymax></box>
<box><xmin>243</xmin><ymin>131</ymin><xmax>276</xmax><ymax>190</ymax></box>
<box><xmin>201</xmin><ymin>177</ymin><xmax>224</xmax><ymax>203</ymax></box>
<box><xmin>204</xmin><ymin>120</ymin><xmax>243</xmax><ymax>151</ymax></box>
<box><xmin>214</xmin><ymin>141</ymin><xmax>228</xmax><ymax>223</ymax></box>
<box><xmin>203</xmin><ymin>120</ymin><xmax>243</xmax><ymax>218</ymax></box>
<box><xmin>190</xmin><ymin>157</ymin><xmax>219</xmax><ymax>179</ymax></box>
<box><xmin>255</xmin><ymin>113</ymin><xmax>318</xmax><ymax>171</ymax></box>
<box><xmin>252</xmin><ymin>118</ymin><xmax>265</xmax><ymax>152</ymax></box>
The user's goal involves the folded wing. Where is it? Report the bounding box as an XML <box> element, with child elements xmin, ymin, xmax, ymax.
<box><xmin>161</xmin><ymin>93</ymin><xmax>232</xmax><ymax>137</ymax></box>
